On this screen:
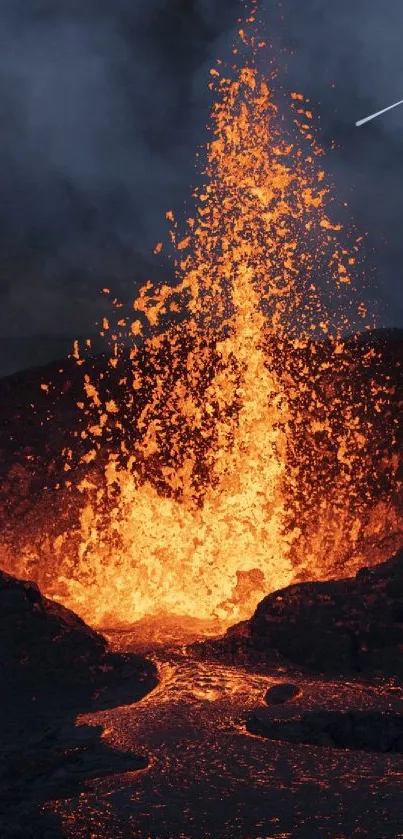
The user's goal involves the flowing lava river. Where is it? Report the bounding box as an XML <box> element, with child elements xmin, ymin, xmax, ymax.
<box><xmin>49</xmin><ymin>627</ymin><xmax>403</xmax><ymax>839</ymax></box>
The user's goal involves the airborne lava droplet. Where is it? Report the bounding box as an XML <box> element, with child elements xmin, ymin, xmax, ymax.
<box><xmin>1</xmin><ymin>8</ymin><xmax>401</xmax><ymax>632</ymax></box>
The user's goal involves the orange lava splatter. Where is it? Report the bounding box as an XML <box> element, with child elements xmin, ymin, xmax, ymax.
<box><xmin>1</xmin><ymin>4</ymin><xmax>401</xmax><ymax>631</ymax></box>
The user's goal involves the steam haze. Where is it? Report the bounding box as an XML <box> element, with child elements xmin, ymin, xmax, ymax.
<box><xmin>0</xmin><ymin>0</ymin><xmax>402</xmax><ymax>375</ymax></box>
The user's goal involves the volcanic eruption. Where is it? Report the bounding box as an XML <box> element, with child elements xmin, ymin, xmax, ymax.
<box><xmin>0</xmin><ymin>4</ymin><xmax>402</xmax><ymax>634</ymax></box>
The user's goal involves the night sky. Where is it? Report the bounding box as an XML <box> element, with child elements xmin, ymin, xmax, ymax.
<box><xmin>0</xmin><ymin>0</ymin><xmax>402</xmax><ymax>377</ymax></box>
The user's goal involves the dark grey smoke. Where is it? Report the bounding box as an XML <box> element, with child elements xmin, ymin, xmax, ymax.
<box><xmin>0</xmin><ymin>0</ymin><xmax>240</xmax><ymax>374</ymax></box>
<box><xmin>264</xmin><ymin>0</ymin><xmax>403</xmax><ymax>323</ymax></box>
<box><xmin>0</xmin><ymin>0</ymin><xmax>402</xmax><ymax>375</ymax></box>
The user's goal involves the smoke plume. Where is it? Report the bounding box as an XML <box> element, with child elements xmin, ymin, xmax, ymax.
<box><xmin>0</xmin><ymin>0</ymin><xmax>402</xmax><ymax>375</ymax></box>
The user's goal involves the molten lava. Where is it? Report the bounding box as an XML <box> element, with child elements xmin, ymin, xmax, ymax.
<box><xmin>1</xmin><ymin>5</ymin><xmax>401</xmax><ymax>630</ymax></box>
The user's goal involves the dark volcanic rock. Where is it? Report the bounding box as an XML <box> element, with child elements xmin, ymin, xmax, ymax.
<box><xmin>0</xmin><ymin>569</ymin><xmax>158</xmax><ymax>838</ymax></box>
<box><xmin>248</xmin><ymin>548</ymin><xmax>403</xmax><ymax>676</ymax></box>
<box><xmin>0</xmin><ymin>568</ymin><xmax>105</xmax><ymax>651</ymax></box>
<box><xmin>264</xmin><ymin>683</ymin><xmax>302</xmax><ymax>705</ymax></box>
<box><xmin>247</xmin><ymin>709</ymin><xmax>403</xmax><ymax>754</ymax></box>
<box><xmin>195</xmin><ymin>548</ymin><xmax>403</xmax><ymax>678</ymax></box>
<box><xmin>1</xmin><ymin>722</ymin><xmax>148</xmax><ymax>802</ymax></box>
<box><xmin>0</xmin><ymin>568</ymin><xmax>158</xmax><ymax>730</ymax></box>
<box><xmin>0</xmin><ymin>568</ymin><xmax>107</xmax><ymax>724</ymax></box>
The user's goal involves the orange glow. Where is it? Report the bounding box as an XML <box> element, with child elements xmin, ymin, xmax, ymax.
<box><xmin>1</xmin><ymin>6</ymin><xmax>402</xmax><ymax>632</ymax></box>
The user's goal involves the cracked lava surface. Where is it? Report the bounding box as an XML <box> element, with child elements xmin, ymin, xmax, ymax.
<box><xmin>48</xmin><ymin>629</ymin><xmax>403</xmax><ymax>839</ymax></box>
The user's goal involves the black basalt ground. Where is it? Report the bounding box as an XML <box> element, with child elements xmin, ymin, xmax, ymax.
<box><xmin>0</xmin><ymin>569</ymin><xmax>158</xmax><ymax>838</ymax></box>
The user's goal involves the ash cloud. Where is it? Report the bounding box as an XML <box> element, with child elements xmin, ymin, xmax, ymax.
<box><xmin>263</xmin><ymin>0</ymin><xmax>403</xmax><ymax>322</ymax></box>
<box><xmin>0</xmin><ymin>0</ymin><xmax>239</xmax><ymax>374</ymax></box>
<box><xmin>0</xmin><ymin>0</ymin><xmax>403</xmax><ymax>375</ymax></box>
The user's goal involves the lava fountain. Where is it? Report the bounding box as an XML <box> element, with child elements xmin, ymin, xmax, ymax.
<box><xmin>1</xmin><ymin>5</ymin><xmax>401</xmax><ymax>631</ymax></box>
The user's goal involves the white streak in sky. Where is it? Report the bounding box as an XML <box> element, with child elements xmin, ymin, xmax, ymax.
<box><xmin>356</xmin><ymin>99</ymin><xmax>403</xmax><ymax>126</ymax></box>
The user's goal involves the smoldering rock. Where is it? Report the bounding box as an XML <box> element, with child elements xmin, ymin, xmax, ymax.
<box><xmin>264</xmin><ymin>683</ymin><xmax>302</xmax><ymax>705</ymax></box>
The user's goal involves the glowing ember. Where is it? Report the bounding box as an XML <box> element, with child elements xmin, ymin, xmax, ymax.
<box><xmin>1</xmin><ymin>4</ymin><xmax>401</xmax><ymax>631</ymax></box>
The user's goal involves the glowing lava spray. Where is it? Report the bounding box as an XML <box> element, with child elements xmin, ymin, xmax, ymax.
<box><xmin>2</xmin><ymin>5</ymin><xmax>400</xmax><ymax>631</ymax></box>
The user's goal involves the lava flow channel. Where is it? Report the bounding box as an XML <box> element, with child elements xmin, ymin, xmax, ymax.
<box><xmin>1</xmin><ymin>3</ymin><xmax>401</xmax><ymax>631</ymax></box>
<box><xmin>49</xmin><ymin>639</ymin><xmax>403</xmax><ymax>839</ymax></box>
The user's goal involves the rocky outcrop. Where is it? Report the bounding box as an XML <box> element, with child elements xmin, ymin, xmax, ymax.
<box><xmin>196</xmin><ymin>548</ymin><xmax>403</xmax><ymax>678</ymax></box>
<box><xmin>0</xmin><ymin>569</ymin><xmax>158</xmax><ymax>837</ymax></box>
<box><xmin>248</xmin><ymin>548</ymin><xmax>403</xmax><ymax>676</ymax></box>
<box><xmin>264</xmin><ymin>683</ymin><xmax>302</xmax><ymax>705</ymax></box>
<box><xmin>0</xmin><ymin>568</ymin><xmax>158</xmax><ymax>728</ymax></box>
<box><xmin>0</xmin><ymin>568</ymin><xmax>106</xmax><ymax>674</ymax></box>
<box><xmin>247</xmin><ymin>709</ymin><xmax>403</xmax><ymax>753</ymax></box>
